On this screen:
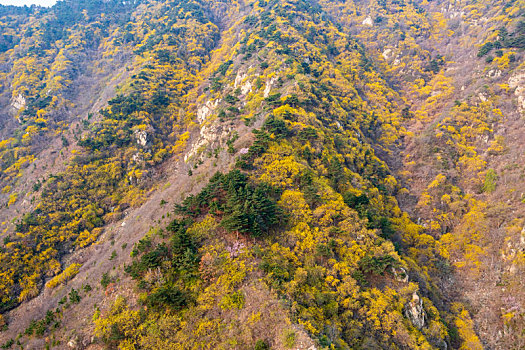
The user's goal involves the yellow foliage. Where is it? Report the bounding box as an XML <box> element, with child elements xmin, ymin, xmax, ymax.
<box><xmin>7</xmin><ymin>192</ymin><xmax>18</xmax><ymax>207</ymax></box>
<box><xmin>46</xmin><ymin>263</ymin><xmax>82</xmax><ymax>289</ymax></box>
<box><xmin>94</xmin><ymin>296</ymin><xmax>143</xmax><ymax>347</ymax></box>
<box><xmin>453</xmin><ymin>305</ymin><xmax>483</xmax><ymax>350</ymax></box>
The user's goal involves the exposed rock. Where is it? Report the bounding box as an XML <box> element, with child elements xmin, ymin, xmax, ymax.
<box><xmin>502</xmin><ymin>226</ymin><xmax>525</xmax><ymax>274</ymax></box>
<box><xmin>478</xmin><ymin>92</ymin><xmax>487</xmax><ymax>102</ymax></box>
<box><xmin>448</xmin><ymin>10</ymin><xmax>465</xmax><ymax>19</ymax></box>
<box><xmin>184</xmin><ymin>121</ymin><xmax>231</xmax><ymax>163</ymax></box>
<box><xmin>234</xmin><ymin>71</ymin><xmax>247</xmax><ymax>88</ymax></box>
<box><xmin>134</xmin><ymin>129</ymin><xmax>149</xmax><ymax>147</ymax></box>
<box><xmin>197</xmin><ymin>105</ymin><xmax>211</xmax><ymax>124</ymax></box>
<box><xmin>241</xmin><ymin>80</ymin><xmax>252</xmax><ymax>95</ymax></box>
<box><xmin>508</xmin><ymin>71</ymin><xmax>525</xmax><ymax>114</ymax></box>
<box><xmin>197</xmin><ymin>99</ymin><xmax>220</xmax><ymax>124</ymax></box>
<box><xmin>362</xmin><ymin>16</ymin><xmax>373</xmax><ymax>26</ymax></box>
<box><xmin>234</xmin><ymin>70</ymin><xmax>253</xmax><ymax>96</ymax></box>
<box><xmin>264</xmin><ymin>76</ymin><xmax>278</xmax><ymax>98</ymax></box>
<box><xmin>393</xmin><ymin>56</ymin><xmax>401</xmax><ymax>66</ymax></box>
<box><xmin>488</xmin><ymin>69</ymin><xmax>502</xmax><ymax>78</ymax></box>
<box><xmin>132</xmin><ymin>152</ymin><xmax>145</xmax><ymax>164</ymax></box>
<box><xmin>477</xmin><ymin>134</ymin><xmax>489</xmax><ymax>143</ymax></box>
<box><xmin>67</xmin><ymin>337</ymin><xmax>78</xmax><ymax>349</ymax></box>
<box><xmin>82</xmin><ymin>336</ymin><xmax>92</xmax><ymax>347</ymax></box>
<box><xmin>11</xmin><ymin>93</ymin><xmax>26</xmax><ymax>111</ymax></box>
<box><xmin>404</xmin><ymin>292</ymin><xmax>425</xmax><ymax>329</ymax></box>
<box><xmin>390</xmin><ymin>266</ymin><xmax>409</xmax><ymax>283</ymax></box>
<box><xmin>382</xmin><ymin>48</ymin><xmax>393</xmax><ymax>60</ymax></box>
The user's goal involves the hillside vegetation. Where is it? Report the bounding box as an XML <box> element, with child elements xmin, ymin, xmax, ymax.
<box><xmin>0</xmin><ymin>0</ymin><xmax>524</xmax><ymax>349</ymax></box>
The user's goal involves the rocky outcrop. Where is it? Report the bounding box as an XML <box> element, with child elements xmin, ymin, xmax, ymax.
<box><xmin>502</xmin><ymin>226</ymin><xmax>525</xmax><ymax>274</ymax></box>
<box><xmin>362</xmin><ymin>16</ymin><xmax>373</xmax><ymax>26</ymax></box>
<box><xmin>382</xmin><ymin>48</ymin><xmax>393</xmax><ymax>60</ymax></box>
<box><xmin>405</xmin><ymin>292</ymin><xmax>426</xmax><ymax>329</ymax></box>
<box><xmin>240</xmin><ymin>79</ymin><xmax>252</xmax><ymax>96</ymax></box>
<box><xmin>234</xmin><ymin>71</ymin><xmax>253</xmax><ymax>96</ymax></box>
<box><xmin>509</xmin><ymin>71</ymin><xmax>525</xmax><ymax>114</ymax></box>
<box><xmin>197</xmin><ymin>99</ymin><xmax>220</xmax><ymax>124</ymax></box>
<box><xmin>478</xmin><ymin>92</ymin><xmax>488</xmax><ymax>103</ymax></box>
<box><xmin>184</xmin><ymin>122</ymin><xmax>231</xmax><ymax>163</ymax></box>
<box><xmin>67</xmin><ymin>337</ymin><xmax>77</xmax><ymax>348</ymax></box>
<box><xmin>11</xmin><ymin>94</ymin><xmax>26</xmax><ymax>111</ymax></box>
<box><xmin>263</xmin><ymin>76</ymin><xmax>278</xmax><ymax>98</ymax></box>
<box><xmin>390</xmin><ymin>266</ymin><xmax>409</xmax><ymax>283</ymax></box>
<box><xmin>487</xmin><ymin>69</ymin><xmax>502</xmax><ymax>78</ymax></box>
<box><xmin>234</xmin><ymin>71</ymin><xmax>247</xmax><ymax>89</ymax></box>
<box><xmin>134</xmin><ymin>129</ymin><xmax>149</xmax><ymax>147</ymax></box>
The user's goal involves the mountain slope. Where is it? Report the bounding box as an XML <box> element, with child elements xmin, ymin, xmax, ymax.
<box><xmin>333</xmin><ymin>1</ymin><xmax>525</xmax><ymax>347</ymax></box>
<box><xmin>0</xmin><ymin>0</ymin><xmax>523</xmax><ymax>349</ymax></box>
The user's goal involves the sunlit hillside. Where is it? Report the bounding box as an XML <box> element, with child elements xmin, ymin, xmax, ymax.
<box><xmin>0</xmin><ymin>0</ymin><xmax>524</xmax><ymax>349</ymax></box>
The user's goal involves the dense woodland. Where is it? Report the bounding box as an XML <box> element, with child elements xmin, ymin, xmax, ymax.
<box><xmin>0</xmin><ymin>0</ymin><xmax>524</xmax><ymax>349</ymax></box>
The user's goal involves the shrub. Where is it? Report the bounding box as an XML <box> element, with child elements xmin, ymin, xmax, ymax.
<box><xmin>283</xmin><ymin>329</ymin><xmax>296</xmax><ymax>348</ymax></box>
<box><xmin>220</xmin><ymin>291</ymin><xmax>245</xmax><ymax>310</ymax></box>
<box><xmin>46</xmin><ymin>263</ymin><xmax>82</xmax><ymax>289</ymax></box>
<box><xmin>482</xmin><ymin>169</ymin><xmax>497</xmax><ymax>193</ymax></box>
<box><xmin>359</xmin><ymin>255</ymin><xmax>398</xmax><ymax>275</ymax></box>
<box><xmin>254</xmin><ymin>339</ymin><xmax>270</xmax><ymax>350</ymax></box>
<box><xmin>146</xmin><ymin>284</ymin><xmax>190</xmax><ymax>311</ymax></box>
<box><xmin>101</xmin><ymin>272</ymin><xmax>112</xmax><ymax>288</ymax></box>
